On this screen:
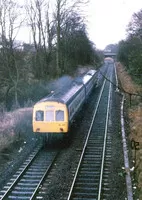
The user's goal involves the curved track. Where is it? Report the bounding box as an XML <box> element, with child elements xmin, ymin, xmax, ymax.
<box><xmin>67</xmin><ymin>67</ymin><xmax>113</xmax><ymax>200</ymax></box>
<box><xmin>0</xmin><ymin>63</ymin><xmax>128</xmax><ymax>200</ymax></box>
<box><xmin>0</xmin><ymin>144</ymin><xmax>59</xmax><ymax>200</ymax></box>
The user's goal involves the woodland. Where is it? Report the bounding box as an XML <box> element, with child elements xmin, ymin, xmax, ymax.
<box><xmin>0</xmin><ymin>0</ymin><xmax>142</xmax><ymax>111</ymax></box>
<box><xmin>0</xmin><ymin>0</ymin><xmax>103</xmax><ymax>111</ymax></box>
<box><xmin>117</xmin><ymin>8</ymin><xmax>142</xmax><ymax>85</ymax></box>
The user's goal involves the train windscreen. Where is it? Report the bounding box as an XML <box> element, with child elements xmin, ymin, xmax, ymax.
<box><xmin>45</xmin><ymin>110</ymin><xmax>54</xmax><ymax>121</ymax></box>
<box><xmin>36</xmin><ymin>108</ymin><xmax>65</xmax><ymax>122</ymax></box>
<box><xmin>36</xmin><ymin>110</ymin><xmax>44</xmax><ymax>121</ymax></box>
<box><xmin>56</xmin><ymin>110</ymin><xmax>64</xmax><ymax>121</ymax></box>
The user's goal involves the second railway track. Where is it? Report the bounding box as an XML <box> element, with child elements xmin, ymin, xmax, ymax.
<box><xmin>67</xmin><ymin>67</ymin><xmax>113</xmax><ymax>200</ymax></box>
<box><xmin>0</xmin><ymin>63</ymin><xmax>128</xmax><ymax>200</ymax></box>
<box><xmin>0</xmin><ymin>144</ymin><xmax>59</xmax><ymax>200</ymax></box>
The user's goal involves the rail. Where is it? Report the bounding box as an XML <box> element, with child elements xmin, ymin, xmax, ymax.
<box><xmin>67</xmin><ymin>67</ymin><xmax>113</xmax><ymax>200</ymax></box>
<box><xmin>0</xmin><ymin>145</ymin><xmax>58</xmax><ymax>200</ymax></box>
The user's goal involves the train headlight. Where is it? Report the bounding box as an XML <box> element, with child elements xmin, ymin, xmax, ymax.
<box><xmin>60</xmin><ymin>128</ymin><xmax>63</xmax><ymax>132</ymax></box>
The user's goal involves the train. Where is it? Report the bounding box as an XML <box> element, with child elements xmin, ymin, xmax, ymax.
<box><xmin>32</xmin><ymin>69</ymin><xmax>98</xmax><ymax>136</ymax></box>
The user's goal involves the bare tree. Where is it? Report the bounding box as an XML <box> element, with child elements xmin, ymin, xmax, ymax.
<box><xmin>53</xmin><ymin>0</ymin><xmax>89</xmax><ymax>76</ymax></box>
<box><xmin>0</xmin><ymin>0</ymin><xmax>24</xmax><ymax>109</ymax></box>
<box><xmin>25</xmin><ymin>0</ymin><xmax>56</xmax><ymax>78</ymax></box>
<box><xmin>25</xmin><ymin>0</ymin><xmax>44</xmax><ymax>77</ymax></box>
<box><xmin>127</xmin><ymin>9</ymin><xmax>142</xmax><ymax>41</ymax></box>
<box><xmin>25</xmin><ymin>0</ymin><xmax>89</xmax><ymax>77</ymax></box>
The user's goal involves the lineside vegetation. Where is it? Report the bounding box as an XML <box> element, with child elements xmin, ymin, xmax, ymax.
<box><xmin>117</xmin><ymin>8</ymin><xmax>142</xmax><ymax>199</ymax></box>
<box><xmin>116</xmin><ymin>62</ymin><xmax>142</xmax><ymax>200</ymax></box>
<box><xmin>0</xmin><ymin>0</ymin><xmax>103</xmax><ymax>111</ymax></box>
<box><xmin>117</xmin><ymin>9</ymin><xmax>142</xmax><ymax>85</ymax></box>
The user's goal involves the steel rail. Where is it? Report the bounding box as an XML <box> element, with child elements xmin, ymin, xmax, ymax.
<box><xmin>29</xmin><ymin>152</ymin><xmax>59</xmax><ymax>200</ymax></box>
<box><xmin>67</xmin><ymin>78</ymin><xmax>106</xmax><ymax>200</ymax></box>
<box><xmin>0</xmin><ymin>145</ymin><xmax>42</xmax><ymax>200</ymax></box>
<box><xmin>97</xmin><ymin>71</ymin><xmax>112</xmax><ymax>200</ymax></box>
<box><xmin>0</xmin><ymin>147</ymin><xmax>59</xmax><ymax>200</ymax></box>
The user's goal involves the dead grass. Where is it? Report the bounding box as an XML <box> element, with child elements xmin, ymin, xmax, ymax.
<box><xmin>116</xmin><ymin>63</ymin><xmax>142</xmax><ymax>94</ymax></box>
<box><xmin>0</xmin><ymin>107</ymin><xmax>33</xmax><ymax>151</ymax></box>
<box><xmin>116</xmin><ymin>62</ymin><xmax>142</xmax><ymax>199</ymax></box>
<box><xmin>129</xmin><ymin>105</ymin><xmax>142</xmax><ymax>142</ymax></box>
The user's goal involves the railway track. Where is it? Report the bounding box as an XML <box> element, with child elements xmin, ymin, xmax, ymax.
<box><xmin>67</xmin><ymin>67</ymin><xmax>113</xmax><ymax>200</ymax></box>
<box><xmin>0</xmin><ymin>64</ymin><xmax>125</xmax><ymax>200</ymax></box>
<box><xmin>0</xmin><ymin>144</ymin><xmax>59</xmax><ymax>200</ymax></box>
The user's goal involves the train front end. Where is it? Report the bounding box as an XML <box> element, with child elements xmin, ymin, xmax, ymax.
<box><xmin>33</xmin><ymin>101</ymin><xmax>69</xmax><ymax>133</ymax></box>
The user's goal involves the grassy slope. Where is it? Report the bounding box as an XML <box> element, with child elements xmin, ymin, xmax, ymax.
<box><xmin>0</xmin><ymin>108</ymin><xmax>33</xmax><ymax>151</ymax></box>
<box><xmin>0</xmin><ymin>66</ymin><xmax>92</xmax><ymax>151</ymax></box>
<box><xmin>116</xmin><ymin>62</ymin><xmax>142</xmax><ymax>199</ymax></box>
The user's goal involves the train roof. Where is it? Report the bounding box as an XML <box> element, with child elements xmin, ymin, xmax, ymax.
<box><xmin>34</xmin><ymin>69</ymin><xmax>97</xmax><ymax>106</ymax></box>
<box><xmin>35</xmin><ymin>81</ymin><xmax>83</xmax><ymax>105</ymax></box>
<box><xmin>86</xmin><ymin>69</ymin><xmax>96</xmax><ymax>76</ymax></box>
<box><xmin>82</xmin><ymin>69</ymin><xmax>96</xmax><ymax>84</ymax></box>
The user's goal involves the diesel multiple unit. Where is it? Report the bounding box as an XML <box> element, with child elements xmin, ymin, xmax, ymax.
<box><xmin>32</xmin><ymin>70</ymin><xmax>98</xmax><ymax>135</ymax></box>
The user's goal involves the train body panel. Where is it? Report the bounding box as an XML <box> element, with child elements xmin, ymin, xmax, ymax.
<box><xmin>33</xmin><ymin>101</ymin><xmax>68</xmax><ymax>133</ymax></box>
<box><xmin>68</xmin><ymin>86</ymin><xmax>86</xmax><ymax>122</ymax></box>
<box><xmin>32</xmin><ymin>69</ymin><xmax>97</xmax><ymax>134</ymax></box>
<box><xmin>83</xmin><ymin>72</ymin><xmax>96</xmax><ymax>97</ymax></box>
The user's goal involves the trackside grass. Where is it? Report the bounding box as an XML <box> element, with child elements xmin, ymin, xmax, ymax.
<box><xmin>0</xmin><ymin>108</ymin><xmax>33</xmax><ymax>151</ymax></box>
<box><xmin>116</xmin><ymin>62</ymin><xmax>142</xmax><ymax>199</ymax></box>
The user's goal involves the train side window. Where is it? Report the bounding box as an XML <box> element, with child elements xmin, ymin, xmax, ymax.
<box><xmin>36</xmin><ymin>110</ymin><xmax>44</xmax><ymax>121</ymax></box>
<box><xmin>45</xmin><ymin>110</ymin><xmax>54</xmax><ymax>121</ymax></box>
<box><xmin>56</xmin><ymin>110</ymin><xmax>64</xmax><ymax>121</ymax></box>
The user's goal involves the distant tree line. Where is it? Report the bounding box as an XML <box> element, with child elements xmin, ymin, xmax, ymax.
<box><xmin>117</xmin><ymin>9</ymin><xmax>142</xmax><ymax>84</ymax></box>
<box><xmin>104</xmin><ymin>44</ymin><xmax>118</xmax><ymax>54</ymax></box>
<box><xmin>0</xmin><ymin>0</ymin><xmax>103</xmax><ymax>110</ymax></box>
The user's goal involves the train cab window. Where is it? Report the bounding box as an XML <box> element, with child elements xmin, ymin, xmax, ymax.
<box><xmin>45</xmin><ymin>110</ymin><xmax>54</xmax><ymax>121</ymax></box>
<box><xmin>55</xmin><ymin>110</ymin><xmax>64</xmax><ymax>121</ymax></box>
<box><xmin>36</xmin><ymin>110</ymin><xmax>44</xmax><ymax>121</ymax></box>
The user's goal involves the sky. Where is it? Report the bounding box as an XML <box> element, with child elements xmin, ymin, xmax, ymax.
<box><xmin>86</xmin><ymin>0</ymin><xmax>142</xmax><ymax>49</ymax></box>
<box><xmin>16</xmin><ymin>0</ymin><xmax>142</xmax><ymax>50</ymax></box>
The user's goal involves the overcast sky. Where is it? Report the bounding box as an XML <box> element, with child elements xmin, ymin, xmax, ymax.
<box><xmin>16</xmin><ymin>0</ymin><xmax>142</xmax><ymax>50</ymax></box>
<box><xmin>86</xmin><ymin>0</ymin><xmax>142</xmax><ymax>49</ymax></box>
